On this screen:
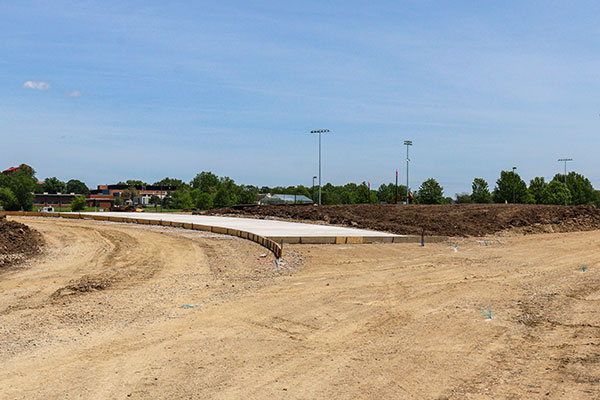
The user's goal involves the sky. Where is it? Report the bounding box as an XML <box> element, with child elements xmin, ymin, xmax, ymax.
<box><xmin>2</xmin><ymin>1</ymin><xmax>599</xmax><ymax>196</ymax></box>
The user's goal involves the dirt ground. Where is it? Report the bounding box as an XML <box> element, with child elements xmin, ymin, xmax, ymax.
<box><xmin>205</xmin><ymin>203</ymin><xmax>600</xmax><ymax>237</ymax></box>
<box><xmin>1</xmin><ymin>217</ymin><xmax>600</xmax><ymax>399</ymax></box>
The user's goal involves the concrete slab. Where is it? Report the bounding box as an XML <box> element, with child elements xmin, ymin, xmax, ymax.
<box><xmin>79</xmin><ymin>212</ymin><xmax>414</xmax><ymax>244</ymax></box>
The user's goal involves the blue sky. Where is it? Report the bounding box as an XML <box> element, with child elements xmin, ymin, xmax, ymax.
<box><xmin>2</xmin><ymin>1</ymin><xmax>599</xmax><ymax>196</ymax></box>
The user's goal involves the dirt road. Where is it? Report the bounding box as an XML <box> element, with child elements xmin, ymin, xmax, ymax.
<box><xmin>1</xmin><ymin>217</ymin><xmax>599</xmax><ymax>399</ymax></box>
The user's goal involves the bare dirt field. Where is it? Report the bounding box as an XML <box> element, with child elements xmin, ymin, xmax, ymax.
<box><xmin>1</xmin><ymin>216</ymin><xmax>600</xmax><ymax>399</ymax></box>
<box><xmin>205</xmin><ymin>203</ymin><xmax>600</xmax><ymax>237</ymax></box>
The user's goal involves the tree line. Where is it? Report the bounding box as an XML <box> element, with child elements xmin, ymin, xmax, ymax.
<box><xmin>1</xmin><ymin>165</ymin><xmax>599</xmax><ymax>211</ymax></box>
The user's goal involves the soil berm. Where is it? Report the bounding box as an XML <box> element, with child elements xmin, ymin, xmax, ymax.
<box><xmin>205</xmin><ymin>203</ymin><xmax>600</xmax><ymax>237</ymax></box>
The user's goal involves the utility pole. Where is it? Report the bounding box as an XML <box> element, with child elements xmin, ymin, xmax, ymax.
<box><xmin>404</xmin><ymin>140</ymin><xmax>412</xmax><ymax>204</ymax></box>
<box><xmin>558</xmin><ymin>158</ymin><xmax>573</xmax><ymax>206</ymax></box>
<box><xmin>310</xmin><ymin>129</ymin><xmax>330</xmax><ymax>205</ymax></box>
<box><xmin>512</xmin><ymin>166</ymin><xmax>517</xmax><ymax>203</ymax></box>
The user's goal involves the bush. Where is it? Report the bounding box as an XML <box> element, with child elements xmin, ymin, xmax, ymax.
<box><xmin>70</xmin><ymin>195</ymin><xmax>86</xmax><ymax>212</ymax></box>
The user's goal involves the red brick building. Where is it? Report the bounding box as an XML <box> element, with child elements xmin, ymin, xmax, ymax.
<box><xmin>86</xmin><ymin>184</ymin><xmax>175</xmax><ymax>209</ymax></box>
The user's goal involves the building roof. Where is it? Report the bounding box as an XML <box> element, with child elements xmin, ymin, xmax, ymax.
<box><xmin>259</xmin><ymin>194</ymin><xmax>314</xmax><ymax>204</ymax></box>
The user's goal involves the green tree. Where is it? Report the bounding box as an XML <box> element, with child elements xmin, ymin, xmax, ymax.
<box><xmin>42</xmin><ymin>177</ymin><xmax>66</xmax><ymax>194</ymax></box>
<box><xmin>541</xmin><ymin>180</ymin><xmax>572</xmax><ymax>205</ymax></box>
<box><xmin>117</xmin><ymin>180</ymin><xmax>147</xmax><ymax>186</ymax></box>
<box><xmin>0</xmin><ymin>187</ymin><xmax>19</xmax><ymax>211</ymax></box>
<box><xmin>493</xmin><ymin>170</ymin><xmax>531</xmax><ymax>203</ymax></box>
<box><xmin>376</xmin><ymin>183</ymin><xmax>407</xmax><ymax>203</ymax></box>
<box><xmin>195</xmin><ymin>193</ymin><xmax>214</xmax><ymax>210</ymax></box>
<box><xmin>415</xmin><ymin>178</ymin><xmax>444</xmax><ymax>204</ymax></box>
<box><xmin>471</xmin><ymin>178</ymin><xmax>491</xmax><ymax>203</ymax></box>
<box><xmin>66</xmin><ymin>179</ymin><xmax>89</xmax><ymax>194</ymax></box>
<box><xmin>552</xmin><ymin>172</ymin><xmax>595</xmax><ymax>205</ymax></box>
<box><xmin>153</xmin><ymin>177</ymin><xmax>187</xmax><ymax>190</ymax></box>
<box><xmin>170</xmin><ymin>188</ymin><xmax>194</xmax><ymax>209</ymax></box>
<box><xmin>70</xmin><ymin>195</ymin><xmax>86</xmax><ymax>211</ymax></box>
<box><xmin>191</xmin><ymin>171</ymin><xmax>219</xmax><ymax>193</ymax></box>
<box><xmin>354</xmin><ymin>182</ymin><xmax>371</xmax><ymax>203</ymax></box>
<box><xmin>455</xmin><ymin>192</ymin><xmax>472</xmax><ymax>203</ymax></box>
<box><xmin>213</xmin><ymin>186</ymin><xmax>232</xmax><ymax>208</ymax></box>
<box><xmin>1</xmin><ymin>170</ymin><xmax>36</xmax><ymax>210</ymax></box>
<box><xmin>237</xmin><ymin>186</ymin><xmax>258</xmax><ymax>204</ymax></box>
<box><xmin>528</xmin><ymin>177</ymin><xmax>548</xmax><ymax>204</ymax></box>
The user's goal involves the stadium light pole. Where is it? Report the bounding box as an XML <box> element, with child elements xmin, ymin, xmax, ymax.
<box><xmin>310</xmin><ymin>129</ymin><xmax>330</xmax><ymax>205</ymax></box>
<box><xmin>404</xmin><ymin>140</ymin><xmax>412</xmax><ymax>204</ymax></box>
<box><xmin>512</xmin><ymin>166</ymin><xmax>517</xmax><ymax>203</ymax></box>
<box><xmin>558</xmin><ymin>158</ymin><xmax>573</xmax><ymax>206</ymax></box>
<box><xmin>312</xmin><ymin>176</ymin><xmax>317</xmax><ymax>203</ymax></box>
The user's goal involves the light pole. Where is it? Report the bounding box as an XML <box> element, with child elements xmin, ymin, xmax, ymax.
<box><xmin>312</xmin><ymin>176</ymin><xmax>317</xmax><ymax>203</ymax></box>
<box><xmin>404</xmin><ymin>140</ymin><xmax>412</xmax><ymax>204</ymax></box>
<box><xmin>512</xmin><ymin>166</ymin><xmax>517</xmax><ymax>203</ymax></box>
<box><xmin>558</xmin><ymin>158</ymin><xmax>573</xmax><ymax>206</ymax></box>
<box><xmin>310</xmin><ymin>129</ymin><xmax>330</xmax><ymax>205</ymax></box>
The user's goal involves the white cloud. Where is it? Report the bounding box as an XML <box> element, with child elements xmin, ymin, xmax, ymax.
<box><xmin>23</xmin><ymin>81</ymin><xmax>50</xmax><ymax>90</ymax></box>
<box><xmin>67</xmin><ymin>90</ymin><xmax>82</xmax><ymax>97</ymax></box>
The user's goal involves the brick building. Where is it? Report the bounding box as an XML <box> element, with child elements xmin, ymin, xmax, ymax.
<box><xmin>86</xmin><ymin>184</ymin><xmax>175</xmax><ymax>209</ymax></box>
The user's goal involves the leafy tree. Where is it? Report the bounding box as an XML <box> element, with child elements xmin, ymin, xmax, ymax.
<box><xmin>376</xmin><ymin>183</ymin><xmax>407</xmax><ymax>203</ymax></box>
<box><xmin>42</xmin><ymin>177</ymin><xmax>66</xmax><ymax>194</ymax></box>
<box><xmin>493</xmin><ymin>170</ymin><xmax>531</xmax><ymax>203</ymax></box>
<box><xmin>213</xmin><ymin>186</ymin><xmax>232</xmax><ymax>208</ymax></box>
<box><xmin>415</xmin><ymin>178</ymin><xmax>444</xmax><ymax>204</ymax></box>
<box><xmin>238</xmin><ymin>185</ymin><xmax>258</xmax><ymax>204</ymax></box>
<box><xmin>153</xmin><ymin>177</ymin><xmax>187</xmax><ymax>190</ymax></box>
<box><xmin>540</xmin><ymin>180</ymin><xmax>571</xmax><ymax>205</ymax></box>
<box><xmin>552</xmin><ymin>172</ymin><xmax>595</xmax><ymax>205</ymax></box>
<box><xmin>528</xmin><ymin>177</ymin><xmax>547</xmax><ymax>204</ymax></box>
<box><xmin>195</xmin><ymin>193</ymin><xmax>214</xmax><ymax>210</ymax></box>
<box><xmin>66</xmin><ymin>179</ymin><xmax>89</xmax><ymax>195</ymax></box>
<box><xmin>117</xmin><ymin>180</ymin><xmax>147</xmax><ymax>186</ymax></box>
<box><xmin>191</xmin><ymin>171</ymin><xmax>219</xmax><ymax>193</ymax></box>
<box><xmin>70</xmin><ymin>195</ymin><xmax>86</xmax><ymax>211</ymax></box>
<box><xmin>471</xmin><ymin>178</ymin><xmax>491</xmax><ymax>203</ymax></box>
<box><xmin>0</xmin><ymin>169</ymin><xmax>36</xmax><ymax>210</ymax></box>
<box><xmin>455</xmin><ymin>192</ymin><xmax>472</xmax><ymax>203</ymax></box>
<box><xmin>0</xmin><ymin>187</ymin><xmax>19</xmax><ymax>211</ymax></box>
<box><xmin>170</xmin><ymin>188</ymin><xmax>194</xmax><ymax>209</ymax></box>
<box><xmin>355</xmin><ymin>182</ymin><xmax>371</xmax><ymax>203</ymax></box>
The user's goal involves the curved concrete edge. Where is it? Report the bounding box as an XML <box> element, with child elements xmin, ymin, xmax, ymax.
<box><xmin>1</xmin><ymin>211</ymin><xmax>284</xmax><ymax>259</ymax></box>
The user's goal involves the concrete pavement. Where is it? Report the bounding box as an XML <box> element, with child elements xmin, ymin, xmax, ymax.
<box><xmin>80</xmin><ymin>212</ymin><xmax>415</xmax><ymax>244</ymax></box>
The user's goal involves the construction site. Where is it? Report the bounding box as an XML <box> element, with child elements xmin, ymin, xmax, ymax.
<box><xmin>1</xmin><ymin>205</ymin><xmax>599</xmax><ymax>399</ymax></box>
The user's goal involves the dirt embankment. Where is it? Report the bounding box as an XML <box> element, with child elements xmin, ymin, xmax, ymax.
<box><xmin>204</xmin><ymin>203</ymin><xmax>600</xmax><ymax>236</ymax></box>
<box><xmin>0</xmin><ymin>215</ymin><xmax>43</xmax><ymax>268</ymax></box>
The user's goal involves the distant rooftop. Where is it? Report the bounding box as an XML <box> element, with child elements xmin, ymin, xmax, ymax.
<box><xmin>259</xmin><ymin>194</ymin><xmax>313</xmax><ymax>205</ymax></box>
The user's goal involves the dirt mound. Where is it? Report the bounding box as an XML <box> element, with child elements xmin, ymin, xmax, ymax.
<box><xmin>0</xmin><ymin>215</ymin><xmax>43</xmax><ymax>268</ymax></box>
<box><xmin>204</xmin><ymin>203</ymin><xmax>600</xmax><ymax>237</ymax></box>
